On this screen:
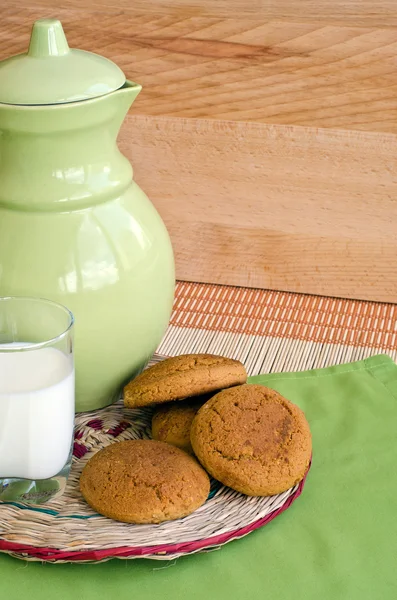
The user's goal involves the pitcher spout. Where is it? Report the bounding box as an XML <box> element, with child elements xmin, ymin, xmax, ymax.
<box><xmin>109</xmin><ymin>80</ymin><xmax>142</xmax><ymax>137</ymax></box>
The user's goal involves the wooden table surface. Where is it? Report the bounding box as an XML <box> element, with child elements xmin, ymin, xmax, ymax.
<box><xmin>2</xmin><ymin>1</ymin><xmax>397</xmax><ymax>302</ymax></box>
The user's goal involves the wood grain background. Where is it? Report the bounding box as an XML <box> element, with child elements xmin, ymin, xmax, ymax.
<box><xmin>4</xmin><ymin>3</ymin><xmax>397</xmax><ymax>132</ymax></box>
<box><xmin>1</xmin><ymin>1</ymin><xmax>397</xmax><ymax>301</ymax></box>
<box><xmin>7</xmin><ymin>0</ymin><xmax>397</xmax><ymax>27</ymax></box>
<box><xmin>122</xmin><ymin>116</ymin><xmax>397</xmax><ymax>301</ymax></box>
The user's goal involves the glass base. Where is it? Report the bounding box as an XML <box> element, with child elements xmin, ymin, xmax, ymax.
<box><xmin>0</xmin><ymin>461</ymin><xmax>71</xmax><ymax>505</ymax></box>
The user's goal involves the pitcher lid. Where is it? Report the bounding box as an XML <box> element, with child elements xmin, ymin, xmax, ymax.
<box><xmin>0</xmin><ymin>19</ymin><xmax>126</xmax><ymax>105</ymax></box>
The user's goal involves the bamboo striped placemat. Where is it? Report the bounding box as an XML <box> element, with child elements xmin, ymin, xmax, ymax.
<box><xmin>159</xmin><ymin>282</ymin><xmax>396</xmax><ymax>373</ymax></box>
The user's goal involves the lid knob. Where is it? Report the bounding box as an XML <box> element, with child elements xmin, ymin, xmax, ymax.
<box><xmin>28</xmin><ymin>19</ymin><xmax>70</xmax><ymax>58</ymax></box>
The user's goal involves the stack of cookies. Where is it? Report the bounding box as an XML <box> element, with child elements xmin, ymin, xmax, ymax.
<box><xmin>80</xmin><ymin>354</ymin><xmax>312</xmax><ymax>525</ymax></box>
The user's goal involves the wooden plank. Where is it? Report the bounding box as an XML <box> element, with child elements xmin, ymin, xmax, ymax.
<box><xmin>8</xmin><ymin>0</ymin><xmax>397</xmax><ymax>28</ymax></box>
<box><xmin>120</xmin><ymin>115</ymin><xmax>397</xmax><ymax>302</ymax></box>
<box><xmin>2</xmin><ymin>6</ymin><xmax>397</xmax><ymax>132</ymax></box>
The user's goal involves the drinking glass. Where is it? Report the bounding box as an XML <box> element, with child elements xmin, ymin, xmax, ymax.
<box><xmin>0</xmin><ymin>297</ymin><xmax>74</xmax><ymax>504</ymax></box>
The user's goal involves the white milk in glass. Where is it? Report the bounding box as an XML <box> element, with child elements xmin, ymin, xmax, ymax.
<box><xmin>0</xmin><ymin>344</ymin><xmax>74</xmax><ymax>479</ymax></box>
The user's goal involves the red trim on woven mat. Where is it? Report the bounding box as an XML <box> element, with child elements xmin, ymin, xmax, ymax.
<box><xmin>0</xmin><ymin>470</ymin><xmax>309</xmax><ymax>563</ymax></box>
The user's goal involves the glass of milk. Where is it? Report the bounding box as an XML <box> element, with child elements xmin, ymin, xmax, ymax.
<box><xmin>0</xmin><ymin>297</ymin><xmax>74</xmax><ymax>505</ymax></box>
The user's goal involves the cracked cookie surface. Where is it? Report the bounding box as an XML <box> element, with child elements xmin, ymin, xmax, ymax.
<box><xmin>152</xmin><ymin>395</ymin><xmax>210</xmax><ymax>454</ymax></box>
<box><xmin>124</xmin><ymin>354</ymin><xmax>247</xmax><ymax>408</ymax></box>
<box><xmin>190</xmin><ymin>384</ymin><xmax>312</xmax><ymax>496</ymax></box>
<box><xmin>80</xmin><ymin>439</ymin><xmax>210</xmax><ymax>523</ymax></box>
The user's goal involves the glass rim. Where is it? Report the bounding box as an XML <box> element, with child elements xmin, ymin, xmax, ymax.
<box><xmin>0</xmin><ymin>296</ymin><xmax>74</xmax><ymax>352</ymax></box>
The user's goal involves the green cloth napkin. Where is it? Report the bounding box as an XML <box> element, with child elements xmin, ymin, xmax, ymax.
<box><xmin>1</xmin><ymin>354</ymin><xmax>397</xmax><ymax>599</ymax></box>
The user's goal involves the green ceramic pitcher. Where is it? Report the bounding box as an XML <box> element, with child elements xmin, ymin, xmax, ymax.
<box><xmin>0</xmin><ymin>19</ymin><xmax>175</xmax><ymax>412</ymax></box>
